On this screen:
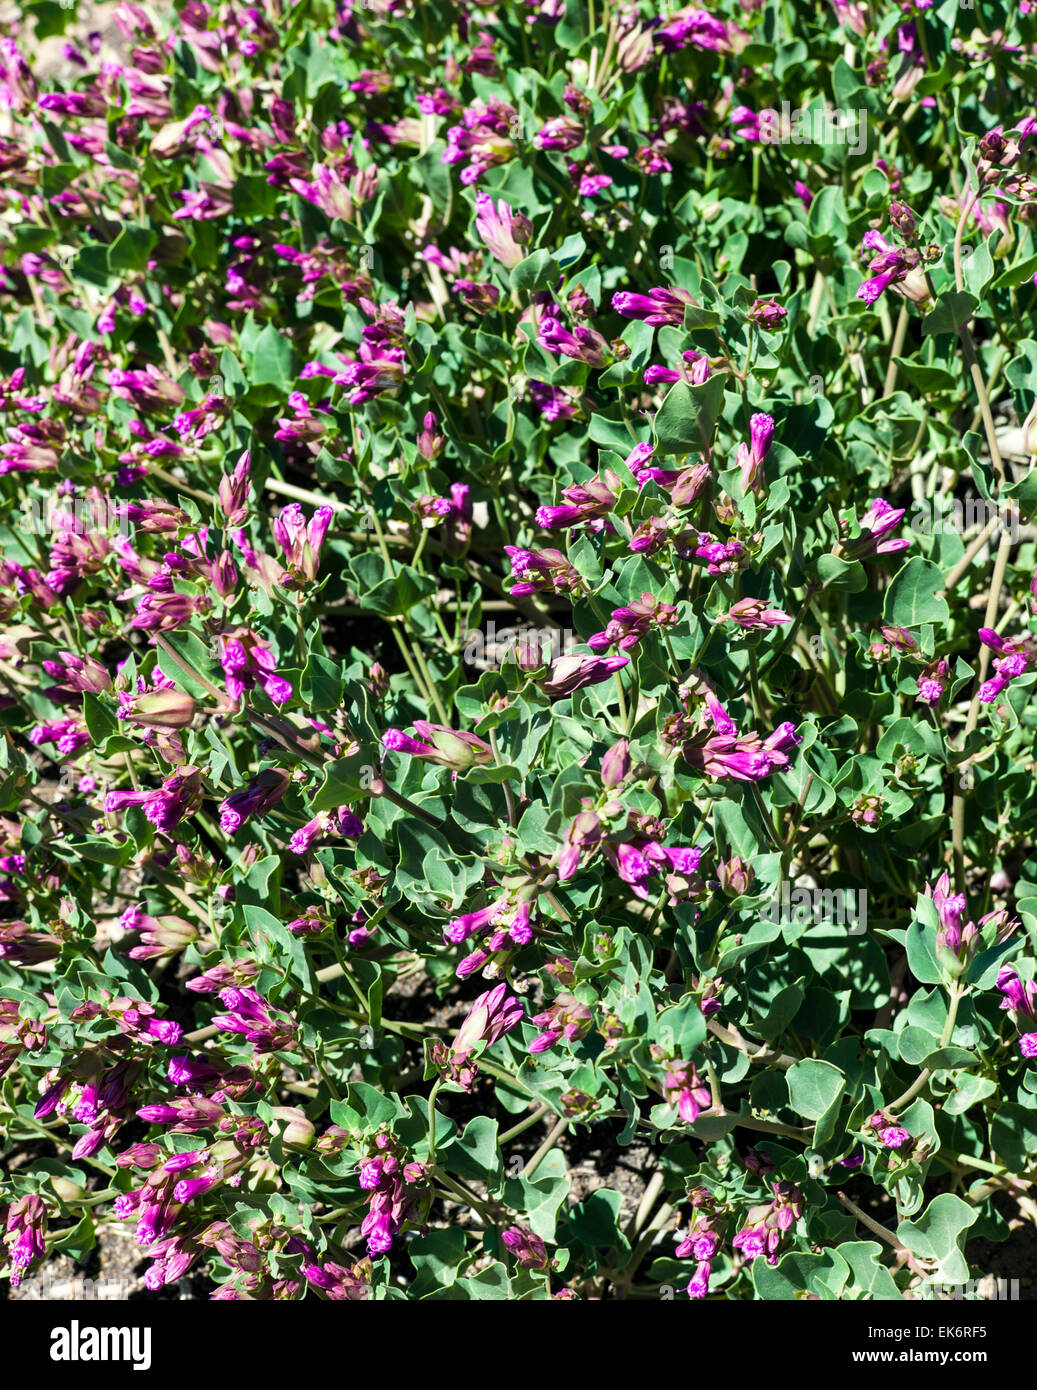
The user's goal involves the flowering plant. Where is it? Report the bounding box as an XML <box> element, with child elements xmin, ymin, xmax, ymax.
<box><xmin>2</xmin><ymin>0</ymin><xmax>1037</xmax><ymax>1306</ymax></box>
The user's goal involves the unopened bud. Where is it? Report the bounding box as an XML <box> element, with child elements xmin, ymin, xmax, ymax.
<box><xmin>718</xmin><ymin>856</ymin><xmax>752</xmax><ymax>897</ymax></box>
<box><xmin>601</xmin><ymin>739</ymin><xmax>631</xmax><ymax>788</ymax></box>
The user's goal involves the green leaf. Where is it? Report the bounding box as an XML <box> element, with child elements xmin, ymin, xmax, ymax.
<box><xmin>655</xmin><ymin>997</ymin><xmax>706</xmax><ymax>1055</ymax></box>
<box><xmin>905</xmin><ymin>917</ymin><xmax>944</xmax><ymax>986</ymax></box>
<box><xmin>786</xmin><ymin>1059</ymin><xmax>845</xmax><ymax>1121</ymax></box>
<box><xmin>81</xmin><ymin>692</ymin><xmax>119</xmax><ymax>745</ymax></box>
<box><xmin>922</xmin><ymin>291</ymin><xmax>978</xmax><ymax>336</ymax></box>
<box><xmin>301</xmin><ymin>651</ymin><xmax>343</xmax><ymax>711</ymax></box>
<box><xmin>989</xmin><ymin>1103</ymin><xmax>1037</xmax><ymax>1168</ymax></box>
<box><xmin>503</xmin><ymin>1149</ymin><xmax>570</xmax><ymax>1240</ymax></box>
<box><xmin>753</xmin><ymin>1248</ymin><xmax>849</xmax><ymax>1300</ymax></box>
<box><xmin>840</xmin><ymin>1241</ymin><xmax>904</xmax><ymax>1300</ymax></box>
<box><xmin>815</xmin><ymin>554</ymin><xmax>867</xmax><ymax>591</ymax></box>
<box><xmin>448</xmin><ymin>1115</ymin><xmax>501</xmax><ymax>1185</ymax></box>
<box><xmin>107</xmin><ymin>225</ymin><xmax>158</xmax><ymax>274</ymax></box>
<box><xmin>897</xmin><ymin>1194</ymin><xmax>979</xmax><ymax>1284</ymax></box>
<box><xmin>310</xmin><ymin>749</ymin><xmax>377</xmax><ymax>809</ymax></box>
<box><xmin>359</xmin><ymin>565</ymin><xmax>437</xmax><ymax>616</ymax></box>
<box><xmin>248</xmin><ymin>323</ymin><xmax>297</xmax><ymax>389</ymax></box>
<box><xmin>457</xmin><ymin>1261</ymin><xmax>512</xmax><ymax>1299</ymax></box>
<box><xmin>511</xmin><ymin>250</ymin><xmax>561</xmax><ymax>294</ymax></box>
<box><xmin>654</xmin><ymin>376</ymin><xmax>726</xmax><ymax>455</ymax></box>
<box><xmin>883</xmin><ymin>558</ymin><xmax>950</xmax><ymax>628</ymax></box>
<box><xmin>51</xmin><ymin>1214</ymin><xmax>96</xmax><ymax>1260</ymax></box>
<box><xmin>408</xmin><ymin>1228</ymin><xmax>467</xmax><ymax>1292</ymax></box>
<box><xmin>568</xmin><ymin>1189</ymin><xmax>626</xmax><ymax>1249</ymax></box>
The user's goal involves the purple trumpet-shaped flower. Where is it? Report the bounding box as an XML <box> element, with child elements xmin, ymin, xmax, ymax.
<box><xmin>355</xmin><ymin>1133</ymin><xmax>429</xmax><ymax>1257</ymax></box>
<box><xmin>382</xmin><ymin>720</ymin><xmax>492</xmax><ymax>771</ymax></box>
<box><xmin>915</xmin><ymin>657</ymin><xmax>950</xmax><ymax>705</ymax></box>
<box><xmin>504</xmin><ymin>545</ymin><xmax>584</xmax><ymax>597</ymax></box>
<box><xmin>977</xmin><ymin>627</ymin><xmax>1033</xmax><ymax>704</ymax></box>
<box><xmin>210</xmin><ymin>986</ymin><xmax>297</xmax><ymax>1054</ymax></box>
<box><xmin>429</xmin><ymin>983</ymin><xmax>524</xmax><ymax>1090</ymax></box>
<box><xmin>529</xmin><ymin>994</ymin><xmax>593</xmax><ymax>1053</ymax></box>
<box><xmin>124</xmin><ymin>912</ymin><xmax>197</xmax><ymax>962</ymax></box>
<box><xmin>218</xmin><ymin>768</ymin><xmax>292</xmax><ymax>834</ymax></box>
<box><xmin>219</xmin><ymin>629</ymin><xmax>293</xmax><ymax>705</ymax></box>
<box><xmin>664</xmin><ymin>1060</ymin><xmax>712</xmax><ymax>1123</ymax></box>
<box><xmin>924</xmin><ymin>871</ymin><xmax>1015</xmax><ymax>970</ymax></box>
<box><xmin>501</xmin><ymin>1225</ymin><xmax>550</xmax><ymax>1270</ymax></box>
<box><xmin>271</xmin><ymin>503</ymin><xmax>334</xmax><ymax>581</ymax></box>
<box><xmin>28</xmin><ymin>716</ymin><xmax>91</xmax><ymax>755</ymax></box>
<box><xmin>737</xmin><ymin>412</ymin><xmax>775</xmax><ymax>495</ymax></box>
<box><xmin>924</xmin><ymin>871</ymin><xmax>970</xmax><ymax>955</ymax></box>
<box><xmin>540</xmin><ymin>653</ymin><xmax>630</xmax><ymax>698</ymax></box>
<box><xmin>5</xmin><ymin>1194</ymin><xmax>47</xmax><ymax>1284</ymax></box>
<box><xmin>534</xmin><ymin>473</ymin><xmax>618</xmax><ymax>533</ymax></box>
<box><xmin>601</xmin><ymin>739</ymin><xmax>631</xmax><ymax>789</ymax></box>
<box><xmin>603</xmin><ymin>837</ymin><xmax>703</xmax><ymax>903</ymax></box>
<box><xmin>537</xmin><ymin>312</ymin><xmax>611</xmax><ymax>366</ymax></box>
<box><xmin>718</xmin><ymin>597</ymin><xmax>792</xmax><ymax>629</ymax></box>
<box><xmin>676</xmin><ymin>1188</ymin><xmax>725</xmax><ymax>1299</ymax></box>
<box><xmin>41</xmin><ymin>650</ymin><xmax>111</xmax><ymax>695</ymax></box>
<box><xmin>676</xmin><ymin>698</ymin><xmax>801</xmax><ymax>782</ymax></box>
<box><xmin>557</xmin><ymin>808</ymin><xmax>604</xmax><ymax>881</ymax></box>
<box><xmin>135</xmin><ymin>1097</ymin><xmax>225</xmax><ymax>1131</ymax></box>
<box><xmin>444</xmin><ymin>897</ymin><xmax>533</xmax><ymax>948</ymax></box>
<box><xmin>105</xmin><ymin>766</ymin><xmax>203</xmax><ymax>833</ymax></box>
<box><xmin>533</xmin><ymin>116</ymin><xmax>584</xmax><ymax>151</ymax></box>
<box><xmin>747</xmin><ymin>299</ymin><xmax>787</xmax><ymax>330</ymax></box>
<box><xmin>588</xmin><ymin>592</ymin><xmax>678</xmax><ymax>654</ymax></box>
<box><xmin>732</xmin><ymin>1182</ymin><xmax>804</xmax><ymax>1267</ymax></box>
<box><xmin>996</xmin><ymin>967</ymin><xmax>1037</xmax><ymax>1057</ymax></box>
<box><xmin>455</xmin><ymin>278</ymin><xmax>500</xmax><ymax>314</ymax></box>
<box><xmin>218</xmin><ymin>449</ymin><xmax>251</xmax><ymax>525</ymax></box>
<box><xmin>302</xmin><ymin>1260</ymin><xmax>370</xmax><ymax>1300</ymax></box>
<box><xmin>611</xmin><ymin>286</ymin><xmax>695</xmax><ymax>326</ymax></box>
<box><xmin>694</xmin><ymin>536</ymin><xmax>747</xmax><ymax>575</ymax></box>
<box><xmin>856</xmin><ymin>228</ymin><xmax>926</xmax><ymax>306</ymax></box>
<box><xmin>473</xmin><ymin>192</ymin><xmax>532</xmax><ymax>269</ymax></box>
<box><xmin>838</xmin><ymin>497</ymin><xmax>910</xmax><ymax>559</ymax></box>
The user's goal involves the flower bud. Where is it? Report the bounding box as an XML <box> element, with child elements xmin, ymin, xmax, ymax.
<box><xmin>271</xmin><ymin>1107</ymin><xmax>316</xmax><ymax>1148</ymax></box>
<box><xmin>718</xmin><ymin>856</ymin><xmax>752</xmax><ymax>897</ymax></box>
<box><xmin>601</xmin><ymin>739</ymin><xmax>631</xmax><ymax>788</ymax></box>
<box><xmin>121</xmin><ymin>688</ymin><xmax>197</xmax><ymax>730</ymax></box>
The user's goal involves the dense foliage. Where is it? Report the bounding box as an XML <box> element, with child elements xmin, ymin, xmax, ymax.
<box><xmin>2</xmin><ymin>0</ymin><xmax>1037</xmax><ymax>1302</ymax></box>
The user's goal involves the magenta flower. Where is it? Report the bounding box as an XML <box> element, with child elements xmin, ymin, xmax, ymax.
<box><xmin>382</xmin><ymin>720</ymin><xmax>492</xmax><ymax>771</ymax></box>
<box><xmin>529</xmin><ymin>994</ymin><xmax>593</xmax><ymax>1053</ymax></box>
<box><xmin>977</xmin><ymin>627</ymin><xmax>1033</xmax><ymax>703</ymax></box>
<box><xmin>856</xmin><ymin>228</ymin><xmax>924</xmax><ymax>306</ymax></box>
<box><xmin>664</xmin><ymin>1060</ymin><xmax>712</xmax><ymax>1122</ymax></box>
<box><xmin>271</xmin><ymin>502</ymin><xmax>334</xmax><ymax>580</ymax></box>
<box><xmin>219</xmin><ymin>629</ymin><xmax>293</xmax><ymax>705</ymax></box>
<box><xmin>588</xmin><ymin>591</ymin><xmax>678</xmax><ymax>653</ymax></box>
<box><xmin>210</xmin><ymin>986</ymin><xmax>297</xmax><ymax>1054</ymax></box>
<box><xmin>747</xmin><ymin>299</ymin><xmax>787</xmax><ymax>330</ymax></box>
<box><xmin>430</xmin><ymin>984</ymin><xmax>524</xmax><ymax>1090</ymax></box>
<box><xmin>537</xmin><ymin>312</ymin><xmax>611</xmax><ymax>366</ymax></box>
<box><xmin>218</xmin><ymin>768</ymin><xmax>292</xmax><ymax>834</ymax></box>
<box><xmin>737</xmin><ymin>412</ymin><xmax>775</xmax><ymax>495</ymax></box>
<box><xmin>839</xmin><ymin>497</ymin><xmax>910</xmax><ymax>559</ymax></box>
<box><xmin>536</xmin><ymin>473</ymin><xmax>622</xmax><ymax>535</ymax></box>
<box><xmin>611</xmin><ymin>286</ymin><xmax>695</xmax><ymax>326</ymax></box>
<box><xmin>473</xmin><ymin>192</ymin><xmax>532</xmax><ymax>269</ymax></box>
<box><xmin>540</xmin><ymin>653</ymin><xmax>630</xmax><ymax>697</ymax></box>
<box><xmin>504</xmin><ymin>545</ymin><xmax>584</xmax><ymax>597</ymax></box>
<box><xmin>501</xmin><ymin>1225</ymin><xmax>550</xmax><ymax>1269</ymax></box>
<box><xmin>719</xmin><ymin>597</ymin><xmax>791</xmax><ymax>629</ymax></box>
